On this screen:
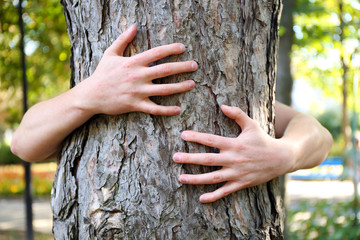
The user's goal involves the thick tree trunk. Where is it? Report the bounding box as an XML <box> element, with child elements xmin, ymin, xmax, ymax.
<box><xmin>52</xmin><ymin>1</ymin><xmax>283</xmax><ymax>239</ymax></box>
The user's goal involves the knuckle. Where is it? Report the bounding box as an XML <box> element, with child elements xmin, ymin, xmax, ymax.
<box><xmin>148</xmin><ymin>106</ymin><xmax>165</xmax><ymax>115</ymax></box>
<box><xmin>212</xmin><ymin>173</ymin><xmax>223</xmax><ymax>183</ymax></box>
<box><xmin>122</xmin><ymin>60</ymin><xmax>134</xmax><ymax>69</ymax></box>
<box><xmin>204</xmin><ymin>137</ymin><xmax>215</xmax><ymax>147</ymax></box>
<box><xmin>233</xmin><ymin>157</ymin><xmax>244</xmax><ymax>165</ymax></box>
<box><xmin>125</xmin><ymin>58</ymin><xmax>137</xmax><ymax>67</ymax></box>
<box><xmin>148</xmin><ymin>107</ymin><xmax>159</xmax><ymax>115</ymax></box>
<box><xmin>127</xmin><ymin>87</ymin><xmax>140</xmax><ymax>97</ymax></box>
<box><xmin>125</xmin><ymin>72</ymin><xmax>140</xmax><ymax>82</ymax></box>
<box><xmin>241</xmin><ymin>179</ymin><xmax>252</xmax><ymax>189</ymax></box>
<box><xmin>153</xmin><ymin>48</ymin><xmax>164</xmax><ymax>59</ymax></box>
<box><xmin>160</xmin><ymin>65</ymin><xmax>172</xmax><ymax>76</ymax></box>
<box><xmin>232</xmin><ymin>141</ymin><xmax>243</xmax><ymax>150</ymax></box>
<box><xmin>159</xmin><ymin>86</ymin><xmax>170</xmax><ymax>95</ymax></box>
<box><xmin>221</xmin><ymin>188</ymin><xmax>231</xmax><ymax>197</ymax></box>
<box><xmin>203</xmin><ymin>155</ymin><xmax>213</xmax><ymax>165</ymax></box>
<box><xmin>120</xmin><ymin>56</ymin><xmax>137</xmax><ymax>68</ymax></box>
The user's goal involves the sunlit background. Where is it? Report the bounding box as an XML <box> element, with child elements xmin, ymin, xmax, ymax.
<box><xmin>0</xmin><ymin>0</ymin><xmax>359</xmax><ymax>239</ymax></box>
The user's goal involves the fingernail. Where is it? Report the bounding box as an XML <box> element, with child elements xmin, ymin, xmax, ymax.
<box><xmin>174</xmin><ymin>107</ymin><xmax>181</xmax><ymax>114</ymax></box>
<box><xmin>179</xmin><ymin>175</ymin><xmax>187</xmax><ymax>183</ymax></box>
<box><xmin>200</xmin><ymin>195</ymin><xmax>207</xmax><ymax>202</ymax></box>
<box><xmin>191</xmin><ymin>61</ymin><xmax>198</xmax><ymax>70</ymax></box>
<box><xmin>222</xmin><ymin>105</ymin><xmax>231</xmax><ymax>110</ymax></box>
<box><xmin>181</xmin><ymin>131</ymin><xmax>188</xmax><ymax>139</ymax></box>
<box><xmin>173</xmin><ymin>153</ymin><xmax>181</xmax><ymax>163</ymax></box>
<box><xmin>179</xmin><ymin>44</ymin><xmax>185</xmax><ymax>51</ymax></box>
<box><xmin>188</xmin><ymin>80</ymin><xmax>195</xmax><ymax>88</ymax></box>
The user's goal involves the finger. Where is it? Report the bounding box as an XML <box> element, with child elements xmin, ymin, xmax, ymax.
<box><xmin>221</xmin><ymin>105</ymin><xmax>254</xmax><ymax>130</ymax></box>
<box><xmin>133</xmin><ymin>43</ymin><xmax>186</xmax><ymax>65</ymax></box>
<box><xmin>137</xmin><ymin>100</ymin><xmax>181</xmax><ymax>116</ymax></box>
<box><xmin>105</xmin><ymin>24</ymin><xmax>137</xmax><ymax>56</ymax></box>
<box><xmin>179</xmin><ymin>168</ymin><xmax>233</xmax><ymax>185</ymax></box>
<box><xmin>173</xmin><ymin>152</ymin><xmax>230</xmax><ymax>166</ymax></box>
<box><xmin>145</xmin><ymin>80</ymin><xmax>195</xmax><ymax>96</ymax></box>
<box><xmin>199</xmin><ymin>181</ymin><xmax>241</xmax><ymax>203</ymax></box>
<box><xmin>181</xmin><ymin>131</ymin><xmax>232</xmax><ymax>149</ymax></box>
<box><xmin>146</xmin><ymin>61</ymin><xmax>197</xmax><ymax>79</ymax></box>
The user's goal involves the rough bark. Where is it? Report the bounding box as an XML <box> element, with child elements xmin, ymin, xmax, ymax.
<box><xmin>52</xmin><ymin>1</ymin><xmax>284</xmax><ymax>239</ymax></box>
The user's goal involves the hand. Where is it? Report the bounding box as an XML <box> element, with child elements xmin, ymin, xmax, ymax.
<box><xmin>173</xmin><ymin>105</ymin><xmax>294</xmax><ymax>203</ymax></box>
<box><xmin>78</xmin><ymin>24</ymin><xmax>198</xmax><ymax>116</ymax></box>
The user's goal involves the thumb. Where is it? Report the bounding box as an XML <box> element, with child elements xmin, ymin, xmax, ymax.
<box><xmin>221</xmin><ymin>105</ymin><xmax>253</xmax><ymax>130</ymax></box>
<box><xmin>105</xmin><ymin>24</ymin><xmax>137</xmax><ymax>56</ymax></box>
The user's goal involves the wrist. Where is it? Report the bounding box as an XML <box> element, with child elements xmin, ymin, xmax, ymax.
<box><xmin>275</xmin><ymin>137</ymin><xmax>299</xmax><ymax>174</ymax></box>
<box><xmin>69</xmin><ymin>78</ymin><xmax>98</xmax><ymax>118</ymax></box>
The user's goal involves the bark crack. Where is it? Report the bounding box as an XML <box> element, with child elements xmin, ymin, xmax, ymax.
<box><xmin>84</xmin><ymin>29</ymin><xmax>93</xmax><ymax>73</ymax></box>
<box><xmin>145</xmin><ymin>11</ymin><xmax>152</xmax><ymax>50</ymax></box>
<box><xmin>265</xmin><ymin>0</ymin><xmax>281</xmax><ymax>135</ymax></box>
<box><xmin>266</xmin><ymin>181</ymin><xmax>281</xmax><ymax>239</ymax></box>
<box><xmin>225</xmin><ymin>204</ymin><xmax>234</xmax><ymax>239</ymax></box>
<box><xmin>100</xmin><ymin>0</ymin><xmax>109</xmax><ymax>33</ymax></box>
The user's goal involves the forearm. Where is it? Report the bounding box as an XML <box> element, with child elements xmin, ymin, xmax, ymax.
<box><xmin>11</xmin><ymin>83</ymin><xmax>93</xmax><ymax>162</ymax></box>
<box><xmin>11</xmin><ymin>27</ymin><xmax>198</xmax><ymax>162</ymax></box>
<box><xmin>278</xmin><ymin>112</ymin><xmax>333</xmax><ymax>173</ymax></box>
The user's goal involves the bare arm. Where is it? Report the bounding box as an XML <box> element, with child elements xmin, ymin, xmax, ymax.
<box><xmin>173</xmin><ymin>102</ymin><xmax>333</xmax><ymax>203</ymax></box>
<box><xmin>274</xmin><ymin>102</ymin><xmax>333</xmax><ymax>171</ymax></box>
<box><xmin>11</xmin><ymin>25</ymin><xmax>198</xmax><ymax>162</ymax></box>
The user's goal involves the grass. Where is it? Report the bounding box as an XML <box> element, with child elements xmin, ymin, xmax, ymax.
<box><xmin>288</xmin><ymin>199</ymin><xmax>360</xmax><ymax>240</ymax></box>
<box><xmin>0</xmin><ymin>162</ymin><xmax>56</xmax><ymax>197</ymax></box>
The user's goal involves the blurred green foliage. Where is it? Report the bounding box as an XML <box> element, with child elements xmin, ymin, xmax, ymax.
<box><xmin>288</xmin><ymin>199</ymin><xmax>360</xmax><ymax>240</ymax></box>
<box><xmin>0</xmin><ymin>143</ymin><xmax>22</xmax><ymax>164</ymax></box>
<box><xmin>316</xmin><ymin>108</ymin><xmax>342</xmax><ymax>139</ymax></box>
<box><xmin>293</xmin><ymin>0</ymin><xmax>360</xmax><ymax>110</ymax></box>
<box><xmin>0</xmin><ymin>0</ymin><xmax>70</xmax><ymax>131</ymax></box>
<box><xmin>316</xmin><ymin>108</ymin><xmax>345</xmax><ymax>156</ymax></box>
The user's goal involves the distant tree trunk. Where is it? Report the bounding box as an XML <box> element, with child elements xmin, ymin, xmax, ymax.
<box><xmin>52</xmin><ymin>1</ymin><xmax>283</xmax><ymax>239</ymax></box>
<box><xmin>339</xmin><ymin>0</ymin><xmax>349</xmax><ymax>148</ymax></box>
<box><xmin>276</xmin><ymin>2</ymin><xmax>294</xmax><ymax>238</ymax></box>
<box><xmin>276</xmin><ymin>0</ymin><xmax>294</xmax><ymax>106</ymax></box>
<box><xmin>276</xmin><ymin>0</ymin><xmax>294</xmax><ymax>227</ymax></box>
<box><xmin>276</xmin><ymin>0</ymin><xmax>294</xmax><ymax>199</ymax></box>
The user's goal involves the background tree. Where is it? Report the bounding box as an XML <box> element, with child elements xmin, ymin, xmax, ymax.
<box><xmin>0</xmin><ymin>0</ymin><xmax>70</xmax><ymax>137</ymax></box>
<box><xmin>276</xmin><ymin>0</ymin><xmax>295</xmax><ymax>106</ymax></box>
<box><xmin>276</xmin><ymin>1</ymin><xmax>296</xmax><ymax>239</ymax></box>
<box><xmin>52</xmin><ymin>0</ymin><xmax>284</xmax><ymax>239</ymax></box>
<box><xmin>291</xmin><ymin>0</ymin><xmax>360</xmax><ymax>148</ymax></box>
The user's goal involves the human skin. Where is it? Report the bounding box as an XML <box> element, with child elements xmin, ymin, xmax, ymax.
<box><xmin>11</xmin><ymin>25</ymin><xmax>333</xmax><ymax>204</ymax></box>
<box><xmin>173</xmin><ymin>103</ymin><xmax>333</xmax><ymax>203</ymax></box>
<box><xmin>11</xmin><ymin>25</ymin><xmax>198</xmax><ymax>162</ymax></box>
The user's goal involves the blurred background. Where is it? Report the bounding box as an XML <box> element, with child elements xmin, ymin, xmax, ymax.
<box><xmin>0</xmin><ymin>0</ymin><xmax>359</xmax><ymax>239</ymax></box>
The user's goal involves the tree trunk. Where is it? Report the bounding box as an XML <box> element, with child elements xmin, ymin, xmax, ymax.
<box><xmin>339</xmin><ymin>0</ymin><xmax>349</xmax><ymax>148</ymax></box>
<box><xmin>276</xmin><ymin>2</ymin><xmax>294</xmax><ymax>238</ymax></box>
<box><xmin>52</xmin><ymin>1</ymin><xmax>283</xmax><ymax>239</ymax></box>
<box><xmin>276</xmin><ymin>0</ymin><xmax>294</xmax><ymax>106</ymax></box>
